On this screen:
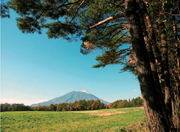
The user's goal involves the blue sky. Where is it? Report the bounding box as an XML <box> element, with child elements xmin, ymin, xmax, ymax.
<box><xmin>1</xmin><ymin>10</ymin><xmax>141</xmax><ymax>105</ymax></box>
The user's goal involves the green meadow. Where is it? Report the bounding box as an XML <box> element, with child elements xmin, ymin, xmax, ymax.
<box><xmin>1</xmin><ymin>107</ymin><xmax>147</xmax><ymax>132</ymax></box>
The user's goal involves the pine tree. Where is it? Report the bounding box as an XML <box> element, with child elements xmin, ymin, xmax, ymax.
<box><xmin>2</xmin><ymin>0</ymin><xmax>180</xmax><ymax>131</ymax></box>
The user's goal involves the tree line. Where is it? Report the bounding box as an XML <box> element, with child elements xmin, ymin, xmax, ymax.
<box><xmin>108</xmin><ymin>97</ymin><xmax>143</xmax><ymax>108</ymax></box>
<box><xmin>0</xmin><ymin>103</ymin><xmax>33</xmax><ymax>112</ymax></box>
<box><xmin>1</xmin><ymin>97</ymin><xmax>143</xmax><ymax>112</ymax></box>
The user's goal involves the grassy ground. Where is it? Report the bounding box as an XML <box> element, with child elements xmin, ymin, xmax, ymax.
<box><xmin>1</xmin><ymin>107</ymin><xmax>148</xmax><ymax>132</ymax></box>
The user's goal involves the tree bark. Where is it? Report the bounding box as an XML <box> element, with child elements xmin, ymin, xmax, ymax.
<box><xmin>139</xmin><ymin>1</ymin><xmax>167</xmax><ymax>116</ymax></box>
<box><xmin>173</xmin><ymin>16</ymin><xmax>180</xmax><ymax>131</ymax></box>
<box><xmin>139</xmin><ymin>4</ymin><xmax>168</xmax><ymax>122</ymax></box>
<box><xmin>160</xmin><ymin>22</ymin><xmax>173</xmax><ymax>129</ymax></box>
<box><xmin>143</xmin><ymin>0</ymin><xmax>165</xmax><ymax>95</ymax></box>
<box><xmin>125</xmin><ymin>0</ymin><xmax>170</xmax><ymax>131</ymax></box>
<box><xmin>176</xmin><ymin>34</ymin><xmax>180</xmax><ymax>132</ymax></box>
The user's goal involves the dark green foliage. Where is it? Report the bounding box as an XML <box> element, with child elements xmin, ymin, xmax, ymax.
<box><xmin>0</xmin><ymin>103</ymin><xmax>33</xmax><ymax>112</ymax></box>
<box><xmin>6</xmin><ymin>0</ymin><xmax>84</xmax><ymax>40</ymax></box>
<box><xmin>56</xmin><ymin>103</ymin><xmax>68</xmax><ymax>111</ymax></box>
<box><xmin>108</xmin><ymin>97</ymin><xmax>143</xmax><ymax>109</ymax></box>
<box><xmin>48</xmin><ymin>104</ymin><xmax>56</xmax><ymax>111</ymax></box>
<box><xmin>0</xmin><ymin>2</ymin><xmax>10</xmax><ymax>18</ymax></box>
<box><xmin>55</xmin><ymin>99</ymin><xmax>106</xmax><ymax>111</ymax></box>
<box><xmin>45</xmin><ymin>22</ymin><xmax>81</xmax><ymax>40</ymax></box>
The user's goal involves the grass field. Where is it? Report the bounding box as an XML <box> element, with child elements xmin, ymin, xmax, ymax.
<box><xmin>1</xmin><ymin>107</ymin><xmax>148</xmax><ymax>132</ymax></box>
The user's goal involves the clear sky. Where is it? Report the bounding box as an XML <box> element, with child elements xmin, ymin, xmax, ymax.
<box><xmin>1</xmin><ymin>10</ymin><xmax>141</xmax><ymax>106</ymax></box>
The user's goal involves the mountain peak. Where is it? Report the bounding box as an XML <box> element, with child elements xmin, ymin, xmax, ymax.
<box><xmin>79</xmin><ymin>90</ymin><xmax>90</xmax><ymax>94</ymax></box>
<box><xmin>30</xmin><ymin>90</ymin><xmax>110</xmax><ymax>107</ymax></box>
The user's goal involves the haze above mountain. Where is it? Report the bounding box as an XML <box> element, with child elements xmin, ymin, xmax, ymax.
<box><xmin>30</xmin><ymin>90</ymin><xmax>109</xmax><ymax>107</ymax></box>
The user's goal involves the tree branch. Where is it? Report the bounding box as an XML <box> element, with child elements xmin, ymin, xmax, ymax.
<box><xmin>112</xmin><ymin>31</ymin><xmax>128</xmax><ymax>45</ymax></box>
<box><xmin>69</xmin><ymin>0</ymin><xmax>85</xmax><ymax>23</ymax></box>
<box><xmin>87</xmin><ymin>13</ymin><xmax>125</xmax><ymax>30</ymax></box>
<box><xmin>164</xmin><ymin>12</ymin><xmax>180</xmax><ymax>17</ymax></box>
<box><xmin>43</xmin><ymin>0</ymin><xmax>81</xmax><ymax>11</ymax></box>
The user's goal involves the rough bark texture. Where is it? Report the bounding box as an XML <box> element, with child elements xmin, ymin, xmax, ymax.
<box><xmin>160</xmin><ymin>23</ymin><xmax>173</xmax><ymax>129</ymax></box>
<box><xmin>139</xmin><ymin>3</ymin><xmax>167</xmax><ymax>120</ymax></box>
<box><xmin>125</xmin><ymin>0</ymin><xmax>169</xmax><ymax>131</ymax></box>
<box><xmin>173</xmin><ymin>17</ymin><xmax>180</xmax><ymax>131</ymax></box>
<box><xmin>176</xmin><ymin>41</ymin><xmax>180</xmax><ymax>132</ymax></box>
<box><xmin>143</xmin><ymin>0</ymin><xmax>165</xmax><ymax>96</ymax></box>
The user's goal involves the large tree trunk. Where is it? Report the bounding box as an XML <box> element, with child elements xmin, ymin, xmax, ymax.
<box><xmin>139</xmin><ymin>4</ymin><xmax>168</xmax><ymax>123</ymax></box>
<box><xmin>160</xmin><ymin>23</ymin><xmax>173</xmax><ymax>129</ymax></box>
<box><xmin>173</xmin><ymin>16</ymin><xmax>180</xmax><ymax>131</ymax></box>
<box><xmin>125</xmin><ymin>0</ymin><xmax>170</xmax><ymax>131</ymax></box>
<box><xmin>143</xmin><ymin>0</ymin><xmax>165</xmax><ymax>95</ymax></box>
<box><xmin>144</xmin><ymin>7</ymin><xmax>174</xmax><ymax>130</ymax></box>
<box><xmin>176</xmin><ymin>34</ymin><xmax>180</xmax><ymax>132</ymax></box>
<box><xmin>139</xmin><ymin>1</ymin><xmax>167</xmax><ymax>115</ymax></box>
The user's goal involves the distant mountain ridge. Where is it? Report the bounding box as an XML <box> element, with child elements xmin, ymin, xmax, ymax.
<box><xmin>30</xmin><ymin>90</ymin><xmax>109</xmax><ymax>107</ymax></box>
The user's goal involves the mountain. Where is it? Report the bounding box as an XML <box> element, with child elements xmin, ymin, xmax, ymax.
<box><xmin>30</xmin><ymin>90</ymin><xmax>109</xmax><ymax>107</ymax></box>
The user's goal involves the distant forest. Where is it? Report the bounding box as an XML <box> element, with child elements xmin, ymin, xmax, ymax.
<box><xmin>1</xmin><ymin>97</ymin><xmax>143</xmax><ymax>112</ymax></box>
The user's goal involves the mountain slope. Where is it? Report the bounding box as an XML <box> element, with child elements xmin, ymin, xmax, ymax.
<box><xmin>30</xmin><ymin>90</ymin><xmax>109</xmax><ymax>107</ymax></box>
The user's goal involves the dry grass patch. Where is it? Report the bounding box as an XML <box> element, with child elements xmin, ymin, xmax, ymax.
<box><xmin>96</xmin><ymin>113</ymin><xmax>112</xmax><ymax>116</ymax></box>
<box><xmin>92</xmin><ymin>111</ymin><xmax>127</xmax><ymax>116</ymax></box>
<box><xmin>128</xmin><ymin>121</ymin><xmax>148</xmax><ymax>132</ymax></box>
<box><xmin>74</xmin><ymin>110</ymin><xmax>99</xmax><ymax>113</ymax></box>
<box><xmin>74</xmin><ymin>109</ymin><xmax>128</xmax><ymax>116</ymax></box>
